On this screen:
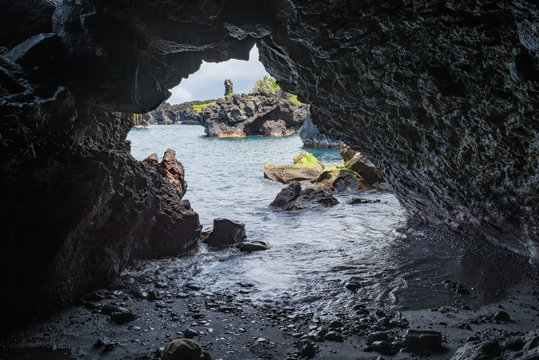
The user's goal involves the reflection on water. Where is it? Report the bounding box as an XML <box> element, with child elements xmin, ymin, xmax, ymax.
<box><xmin>127</xmin><ymin>125</ymin><xmax>532</xmax><ymax>316</ymax></box>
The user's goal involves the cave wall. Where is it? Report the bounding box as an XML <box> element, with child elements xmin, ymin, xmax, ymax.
<box><xmin>0</xmin><ymin>0</ymin><xmax>537</xmax><ymax>325</ymax></box>
<box><xmin>259</xmin><ymin>0</ymin><xmax>538</xmax><ymax>259</ymax></box>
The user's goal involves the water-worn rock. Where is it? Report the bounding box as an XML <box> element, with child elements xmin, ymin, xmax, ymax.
<box><xmin>161</xmin><ymin>339</ymin><xmax>212</xmax><ymax>360</ymax></box>
<box><xmin>237</xmin><ymin>241</ymin><xmax>269</xmax><ymax>253</ymax></box>
<box><xmin>264</xmin><ymin>152</ymin><xmax>325</xmax><ymax>184</ymax></box>
<box><xmin>205</xmin><ymin>219</ymin><xmax>246</xmax><ymax>248</ymax></box>
<box><xmin>270</xmin><ymin>183</ymin><xmax>338</xmax><ymax>211</ymax></box>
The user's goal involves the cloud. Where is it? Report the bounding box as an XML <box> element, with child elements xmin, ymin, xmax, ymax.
<box><xmin>168</xmin><ymin>87</ymin><xmax>193</xmax><ymax>104</ymax></box>
<box><xmin>167</xmin><ymin>45</ymin><xmax>269</xmax><ymax>104</ymax></box>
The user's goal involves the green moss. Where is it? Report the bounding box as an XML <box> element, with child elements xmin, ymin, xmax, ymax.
<box><xmin>293</xmin><ymin>152</ymin><xmax>321</xmax><ymax>167</ymax></box>
<box><xmin>192</xmin><ymin>101</ymin><xmax>217</xmax><ymax>113</ymax></box>
<box><xmin>253</xmin><ymin>75</ymin><xmax>281</xmax><ymax>93</ymax></box>
<box><xmin>225</xmin><ymin>92</ymin><xmax>234</xmax><ymax>99</ymax></box>
<box><xmin>289</xmin><ymin>94</ymin><xmax>302</xmax><ymax>106</ymax></box>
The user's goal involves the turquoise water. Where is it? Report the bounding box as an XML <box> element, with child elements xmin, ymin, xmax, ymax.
<box><xmin>127</xmin><ymin>125</ymin><xmax>529</xmax><ymax>315</ymax></box>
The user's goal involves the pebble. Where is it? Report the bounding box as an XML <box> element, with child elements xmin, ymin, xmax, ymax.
<box><xmin>298</xmin><ymin>339</ymin><xmax>316</xmax><ymax>358</ymax></box>
<box><xmin>184</xmin><ymin>329</ymin><xmax>198</xmax><ymax>339</ymax></box>
<box><xmin>110</xmin><ymin>310</ymin><xmax>137</xmax><ymax>325</ymax></box>
<box><xmin>372</xmin><ymin>340</ymin><xmax>395</xmax><ymax>355</ymax></box>
<box><xmin>324</xmin><ymin>331</ymin><xmax>344</xmax><ymax>342</ymax></box>
<box><xmin>493</xmin><ymin>311</ymin><xmax>510</xmax><ymax>322</ymax></box>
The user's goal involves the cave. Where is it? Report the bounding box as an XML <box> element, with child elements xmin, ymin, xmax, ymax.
<box><xmin>0</xmin><ymin>0</ymin><xmax>538</xmax><ymax>358</ymax></box>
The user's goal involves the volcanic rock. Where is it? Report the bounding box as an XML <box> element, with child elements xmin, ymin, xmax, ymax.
<box><xmin>199</xmin><ymin>79</ymin><xmax>308</xmax><ymax>138</ymax></box>
<box><xmin>340</xmin><ymin>144</ymin><xmax>384</xmax><ymax>186</ymax></box>
<box><xmin>299</xmin><ymin>115</ymin><xmax>342</xmax><ymax>149</ymax></box>
<box><xmin>264</xmin><ymin>153</ymin><xmax>325</xmax><ymax>184</ymax></box>
<box><xmin>237</xmin><ymin>241</ymin><xmax>269</xmax><ymax>253</ymax></box>
<box><xmin>205</xmin><ymin>219</ymin><xmax>247</xmax><ymax>248</ymax></box>
<box><xmin>270</xmin><ymin>182</ymin><xmax>338</xmax><ymax>211</ymax></box>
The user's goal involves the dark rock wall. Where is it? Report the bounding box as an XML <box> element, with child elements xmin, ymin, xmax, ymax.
<box><xmin>0</xmin><ymin>0</ymin><xmax>537</xmax><ymax>325</ymax></box>
<box><xmin>0</xmin><ymin>56</ymin><xmax>200</xmax><ymax>326</ymax></box>
<box><xmin>258</xmin><ymin>0</ymin><xmax>538</xmax><ymax>258</ymax></box>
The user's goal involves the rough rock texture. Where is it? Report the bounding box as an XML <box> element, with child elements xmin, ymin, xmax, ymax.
<box><xmin>313</xmin><ymin>166</ymin><xmax>374</xmax><ymax>193</ymax></box>
<box><xmin>156</xmin><ymin>149</ymin><xmax>188</xmax><ymax>198</ymax></box>
<box><xmin>0</xmin><ymin>56</ymin><xmax>200</xmax><ymax>326</ymax></box>
<box><xmin>340</xmin><ymin>144</ymin><xmax>384</xmax><ymax>186</ymax></box>
<box><xmin>199</xmin><ymin>88</ymin><xmax>308</xmax><ymax>138</ymax></box>
<box><xmin>451</xmin><ymin>330</ymin><xmax>539</xmax><ymax>360</ymax></box>
<box><xmin>205</xmin><ymin>219</ymin><xmax>247</xmax><ymax>248</ymax></box>
<box><xmin>147</xmin><ymin>101</ymin><xmax>206</xmax><ymax>125</ymax></box>
<box><xmin>299</xmin><ymin>115</ymin><xmax>342</xmax><ymax>149</ymax></box>
<box><xmin>224</xmin><ymin>79</ymin><xmax>233</xmax><ymax>97</ymax></box>
<box><xmin>1</xmin><ymin>0</ymin><xmax>538</xmax><ymax>325</ymax></box>
<box><xmin>270</xmin><ymin>182</ymin><xmax>339</xmax><ymax>211</ymax></box>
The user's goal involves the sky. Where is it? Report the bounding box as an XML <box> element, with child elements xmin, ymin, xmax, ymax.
<box><xmin>167</xmin><ymin>45</ymin><xmax>269</xmax><ymax>104</ymax></box>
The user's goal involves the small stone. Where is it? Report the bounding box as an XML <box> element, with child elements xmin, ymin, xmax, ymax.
<box><xmin>372</xmin><ymin>340</ymin><xmax>395</xmax><ymax>356</ymax></box>
<box><xmin>101</xmin><ymin>304</ymin><xmax>121</xmax><ymax>315</ymax></box>
<box><xmin>493</xmin><ymin>311</ymin><xmax>510</xmax><ymax>322</ymax></box>
<box><xmin>237</xmin><ymin>241</ymin><xmax>269</xmax><ymax>252</ymax></box>
<box><xmin>345</xmin><ymin>281</ymin><xmax>362</xmax><ymax>290</ymax></box>
<box><xmin>324</xmin><ymin>331</ymin><xmax>344</xmax><ymax>342</ymax></box>
<box><xmin>298</xmin><ymin>339</ymin><xmax>316</xmax><ymax>358</ymax></box>
<box><xmin>185</xmin><ymin>283</ymin><xmax>202</xmax><ymax>291</ymax></box>
<box><xmin>368</xmin><ymin>331</ymin><xmax>389</xmax><ymax>344</ymax></box>
<box><xmin>184</xmin><ymin>328</ymin><xmax>198</xmax><ymax>339</ymax></box>
<box><xmin>110</xmin><ymin>310</ymin><xmax>137</xmax><ymax>325</ymax></box>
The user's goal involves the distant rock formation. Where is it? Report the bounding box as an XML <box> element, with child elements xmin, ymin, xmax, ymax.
<box><xmin>224</xmin><ymin>79</ymin><xmax>233</xmax><ymax>97</ymax></box>
<box><xmin>198</xmin><ymin>78</ymin><xmax>309</xmax><ymax>138</ymax></box>
<box><xmin>299</xmin><ymin>115</ymin><xmax>342</xmax><ymax>149</ymax></box>
<box><xmin>146</xmin><ymin>102</ymin><xmax>206</xmax><ymax>125</ymax></box>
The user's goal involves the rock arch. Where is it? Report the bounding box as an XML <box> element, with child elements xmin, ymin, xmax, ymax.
<box><xmin>0</xmin><ymin>0</ymin><xmax>537</xmax><ymax>325</ymax></box>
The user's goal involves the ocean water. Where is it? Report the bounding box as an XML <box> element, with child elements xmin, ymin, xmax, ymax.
<box><xmin>127</xmin><ymin>125</ymin><xmax>530</xmax><ymax>316</ymax></box>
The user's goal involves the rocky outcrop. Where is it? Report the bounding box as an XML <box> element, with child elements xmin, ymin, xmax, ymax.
<box><xmin>340</xmin><ymin>144</ymin><xmax>384</xmax><ymax>186</ymax></box>
<box><xmin>147</xmin><ymin>101</ymin><xmax>206</xmax><ymax>125</ymax></box>
<box><xmin>451</xmin><ymin>330</ymin><xmax>539</xmax><ymax>360</ymax></box>
<box><xmin>299</xmin><ymin>115</ymin><xmax>342</xmax><ymax>149</ymax></box>
<box><xmin>199</xmin><ymin>80</ymin><xmax>308</xmax><ymax>137</ymax></box>
<box><xmin>224</xmin><ymin>79</ymin><xmax>233</xmax><ymax>97</ymax></box>
<box><xmin>204</xmin><ymin>219</ymin><xmax>246</xmax><ymax>248</ymax></box>
<box><xmin>264</xmin><ymin>152</ymin><xmax>325</xmax><ymax>184</ymax></box>
<box><xmin>270</xmin><ymin>182</ymin><xmax>339</xmax><ymax>211</ymax></box>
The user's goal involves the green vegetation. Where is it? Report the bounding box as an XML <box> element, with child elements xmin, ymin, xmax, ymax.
<box><xmin>225</xmin><ymin>92</ymin><xmax>234</xmax><ymax>99</ymax></box>
<box><xmin>253</xmin><ymin>75</ymin><xmax>281</xmax><ymax>93</ymax></box>
<box><xmin>293</xmin><ymin>152</ymin><xmax>321</xmax><ymax>167</ymax></box>
<box><xmin>289</xmin><ymin>94</ymin><xmax>302</xmax><ymax>106</ymax></box>
<box><xmin>192</xmin><ymin>101</ymin><xmax>217</xmax><ymax>113</ymax></box>
<box><xmin>253</xmin><ymin>76</ymin><xmax>302</xmax><ymax>106</ymax></box>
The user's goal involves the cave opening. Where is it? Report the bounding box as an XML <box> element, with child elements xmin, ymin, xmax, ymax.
<box><xmin>1</xmin><ymin>0</ymin><xmax>538</xmax><ymax>359</ymax></box>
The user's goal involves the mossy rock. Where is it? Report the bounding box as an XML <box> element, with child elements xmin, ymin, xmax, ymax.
<box><xmin>313</xmin><ymin>164</ymin><xmax>373</xmax><ymax>192</ymax></box>
<box><xmin>264</xmin><ymin>153</ymin><xmax>324</xmax><ymax>184</ymax></box>
<box><xmin>293</xmin><ymin>152</ymin><xmax>324</xmax><ymax>168</ymax></box>
<box><xmin>339</xmin><ymin>144</ymin><xmax>384</xmax><ymax>185</ymax></box>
